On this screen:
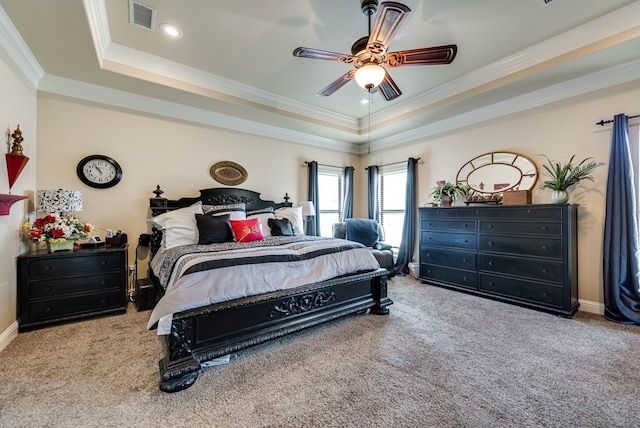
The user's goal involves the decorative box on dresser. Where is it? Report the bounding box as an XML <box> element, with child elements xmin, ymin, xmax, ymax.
<box><xmin>17</xmin><ymin>245</ymin><xmax>128</xmax><ymax>331</ymax></box>
<box><xmin>419</xmin><ymin>204</ymin><xmax>578</xmax><ymax>317</ymax></box>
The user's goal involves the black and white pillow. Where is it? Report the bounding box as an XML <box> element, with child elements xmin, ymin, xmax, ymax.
<box><xmin>203</xmin><ymin>203</ymin><xmax>246</xmax><ymax>220</ymax></box>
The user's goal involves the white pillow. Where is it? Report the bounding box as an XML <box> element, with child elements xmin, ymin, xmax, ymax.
<box><xmin>149</xmin><ymin>202</ymin><xmax>203</xmax><ymax>249</ymax></box>
<box><xmin>275</xmin><ymin>206</ymin><xmax>304</xmax><ymax>235</ymax></box>
<box><xmin>247</xmin><ymin>212</ymin><xmax>276</xmax><ymax>238</ymax></box>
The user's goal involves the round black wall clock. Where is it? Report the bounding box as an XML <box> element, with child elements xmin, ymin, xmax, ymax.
<box><xmin>77</xmin><ymin>155</ymin><xmax>123</xmax><ymax>189</ymax></box>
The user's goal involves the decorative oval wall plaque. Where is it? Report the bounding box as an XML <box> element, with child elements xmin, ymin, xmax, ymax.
<box><xmin>210</xmin><ymin>161</ymin><xmax>248</xmax><ymax>186</ymax></box>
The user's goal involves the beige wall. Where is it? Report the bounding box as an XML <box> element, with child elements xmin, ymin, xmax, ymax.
<box><xmin>361</xmin><ymin>81</ymin><xmax>640</xmax><ymax>309</ymax></box>
<box><xmin>0</xmin><ymin>48</ymin><xmax>37</xmax><ymax>343</ymax></box>
<box><xmin>35</xmin><ymin>93</ymin><xmax>359</xmax><ymax>273</ymax></box>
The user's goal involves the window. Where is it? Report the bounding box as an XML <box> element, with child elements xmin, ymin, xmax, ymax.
<box><xmin>317</xmin><ymin>167</ymin><xmax>344</xmax><ymax>237</ymax></box>
<box><xmin>379</xmin><ymin>167</ymin><xmax>407</xmax><ymax>249</ymax></box>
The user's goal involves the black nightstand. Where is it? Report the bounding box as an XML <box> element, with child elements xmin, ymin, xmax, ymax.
<box><xmin>17</xmin><ymin>245</ymin><xmax>128</xmax><ymax>331</ymax></box>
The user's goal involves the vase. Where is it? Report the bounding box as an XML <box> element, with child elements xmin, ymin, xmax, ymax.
<box><xmin>47</xmin><ymin>239</ymin><xmax>75</xmax><ymax>253</ymax></box>
<box><xmin>550</xmin><ymin>190</ymin><xmax>569</xmax><ymax>204</ymax></box>
<box><xmin>441</xmin><ymin>195</ymin><xmax>453</xmax><ymax>207</ymax></box>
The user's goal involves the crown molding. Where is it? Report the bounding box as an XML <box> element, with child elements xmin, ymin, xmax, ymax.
<box><xmin>82</xmin><ymin>0</ymin><xmax>111</xmax><ymax>67</ymax></box>
<box><xmin>38</xmin><ymin>74</ymin><xmax>361</xmax><ymax>154</ymax></box>
<box><xmin>372</xmin><ymin>0</ymin><xmax>640</xmax><ymax>126</ymax></box>
<box><xmin>0</xmin><ymin>4</ymin><xmax>44</xmax><ymax>88</ymax></box>
<box><xmin>368</xmin><ymin>58</ymin><xmax>640</xmax><ymax>153</ymax></box>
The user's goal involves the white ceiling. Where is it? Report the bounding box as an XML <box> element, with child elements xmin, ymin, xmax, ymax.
<box><xmin>2</xmin><ymin>0</ymin><xmax>640</xmax><ymax>153</ymax></box>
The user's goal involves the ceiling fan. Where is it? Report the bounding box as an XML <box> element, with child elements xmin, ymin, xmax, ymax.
<box><xmin>293</xmin><ymin>0</ymin><xmax>457</xmax><ymax>101</ymax></box>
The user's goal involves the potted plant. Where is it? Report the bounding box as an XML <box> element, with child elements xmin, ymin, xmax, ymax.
<box><xmin>430</xmin><ymin>181</ymin><xmax>458</xmax><ymax>207</ymax></box>
<box><xmin>538</xmin><ymin>154</ymin><xmax>604</xmax><ymax>203</ymax></box>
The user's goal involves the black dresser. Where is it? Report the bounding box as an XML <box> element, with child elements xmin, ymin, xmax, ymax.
<box><xmin>17</xmin><ymin>245</ymin><xmax>128</xmax><ymax>331</ymax></box>
<box><xmin>419</xmin><ymin>205</ymin><xmax>578</xmax><ymax>317</ymax></box>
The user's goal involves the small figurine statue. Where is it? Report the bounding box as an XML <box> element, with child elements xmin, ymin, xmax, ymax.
<box><xmin>10</xmin><ymin>125</ymin><xmax>24</xmax><ymax>155</ymax></box>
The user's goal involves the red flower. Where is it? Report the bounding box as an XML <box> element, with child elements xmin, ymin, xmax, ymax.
<box><xmin>30</xmin><ymin>230</ymin><xmax>41</xmax><ymax>238</ymax></box>
<box><xmin>51</xmin><ymin>229</ymin><xmax>65</xmax><ymax>238</ymax></box>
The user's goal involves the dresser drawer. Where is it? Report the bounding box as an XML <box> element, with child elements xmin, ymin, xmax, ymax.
<box><xmin>28</xmin><ymin>273</ymin><xmax>122</xmax><ymax>299</ymax></box>
<box><xmin>479</xmin><ymin>235</ymin><xmax>561</xmax><ymax>259</ymax></box>
<box><xmin>479</xmin><ymin>274</ymin><xmax>563</xmax><ymax>308</ymax></box>
<box><xmin>421</xmin><ymin>248</ymin><xmax>476</xmax><ymax>270</ymax></box>
<box><xmin>28</xmin><ymin>290</ymin><xmax>126</xmax><ymax>321</ymax></box>
<box><xmin>421</xmin><ymin>264</ymin><xmax>477</xmax><ymax>290</ymax></box>
<box><xmin>421</xmin><ymin>231</ymin><xmax>476</xmax><ymax>250</ymax></box>
<box><xmin>28</xmin><ymin>253</ymin><xmax>122</xmax><ymax>278</ymax></box>
<box><xmin>479</xmin><ymin>221</ymin><xmax>562</xmax><ymax>236</ymax></box>
<box><xmin>503</xmin><ymin>207</ymin><xmax>563</xmax><ymax>220</ymax></box>
<box><xmin>479</xmin><ymin>254</ymin><xmax>563</xmax><ymax>284</ymax></box>
<box><xmin>421</xmin><ymin>219</ymin><xmax>476</xmax><ymax>232</ymax></box>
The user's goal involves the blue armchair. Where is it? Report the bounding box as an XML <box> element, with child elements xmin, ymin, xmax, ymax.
<box><xmin>332</xmin><ymin>218</ymin><xmax>395</xmax><ymax>277</ymax></box>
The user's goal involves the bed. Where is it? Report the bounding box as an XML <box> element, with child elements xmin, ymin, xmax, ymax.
<box><xmin>147</xmin><ymin>187</ymin><xmax>391</xmax><ymax>392</ymax></box>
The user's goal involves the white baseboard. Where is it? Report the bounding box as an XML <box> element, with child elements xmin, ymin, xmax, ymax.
<box><xmin>578</xmin><ymin>299</ymin><xmax>605</xmax><ymax>315</ymax></box>
<box><xmin>0</xmin><ymin>321</ymin><xmax>18</xmax><ymax>353</ymax></box>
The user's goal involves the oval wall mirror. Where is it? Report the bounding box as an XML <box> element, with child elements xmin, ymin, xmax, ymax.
<box><xmin>455</xmin><ymin>152</ymin><xmax>538</xmax><ymax>194</ymax></box>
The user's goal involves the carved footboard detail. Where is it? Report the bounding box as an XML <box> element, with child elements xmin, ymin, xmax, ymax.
<box><xmin>158</xmin><ymin>268</ymin><xmax>390</xmax><ymax>392</ymax></box>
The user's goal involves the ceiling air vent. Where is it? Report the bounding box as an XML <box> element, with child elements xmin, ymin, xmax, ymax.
<box><xmin>538</xmin><ymin>0</ymin><xmax>558</xmax><ymax>6</ymax></box>
<box><xmin>129</xmin><ymin>0</ymin><xmax>156</xmax><ymax>30</ymax></box>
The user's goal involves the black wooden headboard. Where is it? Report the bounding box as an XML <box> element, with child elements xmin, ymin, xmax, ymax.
<box><xmin>148</xmin><ymin>186</ymin><xmax>292</xmax><ymax>256</ymax></box>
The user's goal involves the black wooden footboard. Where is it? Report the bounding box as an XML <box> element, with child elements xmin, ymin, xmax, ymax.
<box><xmin>157</xmin><ymin>268</ymin><xmax>390</xmax><ymax>392</ymax></box>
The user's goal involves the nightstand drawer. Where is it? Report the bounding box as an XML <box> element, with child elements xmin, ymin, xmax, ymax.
<box><xmin>28</xmin><ymin>290</ymin><xmax>125</xmax><ymax>321</ymax></box>
<box><xmin>29</xmin><ymin>273</ymin><xmax>122</xmax><ymax>298</ymax></box>
<box><xmin>28</xmin><ymin>253</ymin><xmax>122</xmax><ymax>278</ymax></box>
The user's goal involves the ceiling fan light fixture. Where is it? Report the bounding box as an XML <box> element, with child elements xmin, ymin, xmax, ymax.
<box><xmin>354</xmin><ymin>63</ymin><xmax>385</xmax><ymax>89</ymax></box>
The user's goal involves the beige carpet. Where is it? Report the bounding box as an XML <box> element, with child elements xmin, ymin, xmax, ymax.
<box><xmin>1</xmin><ymin>275</ymin><xmax>639</xmax><ymax>428</ymax></box>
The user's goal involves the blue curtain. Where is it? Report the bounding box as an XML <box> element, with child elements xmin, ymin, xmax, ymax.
<box><xmin>341</xmin><ymin>166</ymin><xmax>354</xmax><ymax>220</ymax></box>
<box><xmin>603</xmin><ymin>113</ymin><xmax>640</xmax><ymax>324</ymax></box>
<box><xmin>367</xmin><ymin>165</ymin><xmax>379</xmax><ymax>222</ymax></box>
<box><xmin>306</xmin><ymin>161</ymin><xmax>320</xmax><ymax>236</ymax></box>
<box><xmin>394</xmin><ymin>158</ymin><xmax>418</xmax><ymax>275</ymax></box>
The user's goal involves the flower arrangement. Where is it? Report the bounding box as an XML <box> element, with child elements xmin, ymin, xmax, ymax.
<box><xmin>23</xmin><ymin>214</ymin><xmax>92</xmax><ymax>243</ymax></box>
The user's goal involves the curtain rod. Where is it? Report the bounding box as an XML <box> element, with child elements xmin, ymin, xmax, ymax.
<box><xmin>596</xmin><ymin>114</ymin><xmax>640</xmax><ymax>126</ymax></box>
<box><xmin>303</xmin><ymin>161</ymin><xmax>347</xmax><ymax>169</ymax></box>
<box><xmin>365</xmin><ymin>158</ymin><xmax>422</xmax><ymax>171</ymax></box>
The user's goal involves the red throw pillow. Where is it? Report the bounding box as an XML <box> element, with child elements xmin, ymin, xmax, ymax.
<box><xmin>230</xmin><ymin>218</ymin><xmax>264</xmax><ymax>243</ymax></box>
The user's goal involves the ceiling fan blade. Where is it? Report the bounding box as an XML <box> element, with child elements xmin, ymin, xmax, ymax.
<box><xmin>367</xmin><ymin>2</ymin><xmax>411</xmax><ymax>56</ymax></box>
<box><xmin>377</xmin><ymin>71</ymin><xmax>402</xmax><ymax>101</ymax></box>
<box><xmin>385</xmin><ymin>45</ymin><xmax>458</xmax><ymax>68</ymax></box>
<box><xmin>316</xmin><ymin>70</ymin><xmax>356</xmax><ymax>97</ymax></box>
<box><xmin>293</xmin><ymin>47</ymin><xmax>356</xmax><ymax>64</ymax></box>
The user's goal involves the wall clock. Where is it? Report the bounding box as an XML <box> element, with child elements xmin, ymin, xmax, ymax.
<box><xmin>76</xmin><ymin>155</ymin><xmax>123</xmax><ymax>189</ymax></box>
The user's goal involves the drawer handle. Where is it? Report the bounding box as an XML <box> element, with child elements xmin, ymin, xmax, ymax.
<box><xmin>427</xmin><ymin>270</ymin><xmax>432</xmax><ymax>274</ymax></box>
<box><xmin>44</xmin><ymin>265</ymin><xmax>52</xmax><ymax>271</ymax></box>
<box><xmin>488</xmin><ymin>261</ymin><xmax>493</xmax><ymax>266</ymax></box>
<box><xmin>46</xmin><ymin>307</ymin><xmax>52</xmax><ymax>312</ymax></box>
<box><xmin>101</xmin><ymin>279</ymin><xmax>107</xmax><ymax>285</ymax></box>
<box><xmin>542</xmin><ymin>292</ymin><xmax>549</xmax><ymax>297</ymax></box>
<box><xmin>101</xmin><ymin>260</ymin><xmax>107</xmax><ymax>266</ymax></box>
<box><xmin>488</xmin><ymin>224</ymin><xmax>494</xmax><ymax>229</ymax></box>
<box><xmin>488</xmin><ymin>281</ymin><xmax>494</xmax><ymax>286</ymax></box>
<box><xmin>542</xmin><ymin>245</ymin><xmax>548</xmax><ymax>250</ymax></box>
<box><xmin>542</xmin><ymin>226</ymin><xmax>549</xmax><ymax>231</ymax></box>
<box><xmin>542</xmin><ymin>269</ymin><xmax>548</xmax><ymax>274</ymax></box>
<box><xmin>488</xmin><ymin>241</ymin><xmax>494</xmax><ymax>246</ymax></box>
<box><xmin>101</xmin><ymin>298</ymin><xmax>106</xmax><ymax>303</ymax></box>
<box><xmin>46</xmin><ymin>286</ymin><xmax>52</xmax><ymax>291</ymax></box>
<box><xmin>464</xmin><ymin>224</ymin><xmax>469</xmax><ymax>228</ymax></box>
<box><xmin>462</xmin><ymin>258</ymin><xmax>468</xmax><ymax>262</ymax></box>
<box><xmin>464</xmin><ymin>240</ymin><xmax>469</xmax><ymax>243</ymax></box>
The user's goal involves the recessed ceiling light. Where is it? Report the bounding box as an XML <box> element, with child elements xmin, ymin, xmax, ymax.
<box><xmin>360</xmin><ymin>98</ymin><xmax>370</xmax><ymax>105</ymax></box>
<box><xmin>159</xmin><ymin>23</ymin><xmax>183</xmax><ymax>38</ymax></box>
